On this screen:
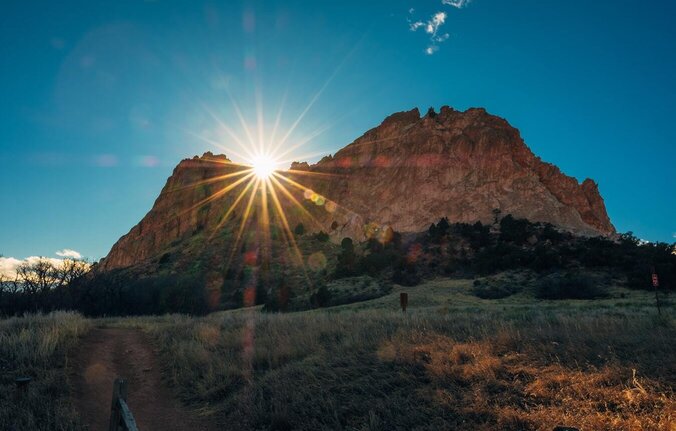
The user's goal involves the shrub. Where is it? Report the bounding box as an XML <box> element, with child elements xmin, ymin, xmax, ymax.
<box><xmin>499</xmin><ymin>215</ymin><xmax>532</xmax><ymax>243</ymax></box>
<box><xmin>313</xmin><ymin>231</ymin><xmax>329</xmax><ymax>242</ymax></box>
<box><xmin>310</xmin><ymin>285</ymin><xmax>331</xmax><ymax>307</ymax></box>
<box><xmin>535</xmin><ymin>272</ymin><xmax>608</xmax><ymax>300</ymax></box>
<box><xmin>392</xmin><ymin>262</ymin><xmax>421</xmax><ymax>286</ymax></box>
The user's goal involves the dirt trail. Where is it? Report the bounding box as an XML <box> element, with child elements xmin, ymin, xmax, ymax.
<box><xmin>70</xmin><ymin>328</ymin><xmax>217</xmax><ymax>431</ymax></box>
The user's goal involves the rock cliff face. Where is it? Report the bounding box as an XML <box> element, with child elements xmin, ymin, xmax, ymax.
<box><xmin>99</xmin><ymin>106</ymin><xmax>614</xmax><ymax>271</ymax></box>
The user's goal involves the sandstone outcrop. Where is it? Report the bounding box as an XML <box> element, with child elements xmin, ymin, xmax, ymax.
<box><xmin>99</xmin><ymin>107</ymin><xmax>614</xmax><ymax>271</ymax></box>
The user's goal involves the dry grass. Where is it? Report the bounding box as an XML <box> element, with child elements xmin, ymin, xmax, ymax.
<box><xmin>2</xmin><ymin>280</ymin><xmax>673</xmax><ymax>430</ymax></box>
<box><xmin>120</xmin><ymin>304</ymin><xmax>675</xmax><ymax>430</ymax></box>
<box><xmin>0</xmin><ymin>312</ymin><xmax>90</xmax><ymax>430</ymax></box>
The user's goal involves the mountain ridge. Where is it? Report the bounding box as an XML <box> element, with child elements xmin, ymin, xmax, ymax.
<box><xmin>99</xmin><ymin>105</ymin><xmax>614</xmax><ymax>271</ymax></box>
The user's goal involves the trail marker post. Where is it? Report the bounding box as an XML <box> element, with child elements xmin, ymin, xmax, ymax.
<box><xmin>15</xmin><ymin>377</ymin><xmax>31</xmax><ymax>402</ymax></box>
<box><xmin>651</xmin><ymin>267</ymin><xmax>661</xmax><ymax>315</ymax></box>
<box><xmin>400</xmin><ymin>292</ymin><xmax>408</xmax><ymax>313</ymax></box>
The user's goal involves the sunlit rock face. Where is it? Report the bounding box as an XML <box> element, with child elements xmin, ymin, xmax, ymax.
<box><xmin>99</xmin><ymin>152</ymin><xmax>250</xmax><ymax>271</ymax></box>
<box><xmin>99</xmin><ymin>107</ymin><xmax>614</xmax><ymax>271</ymax></box>
<box><xmin>297</xmin><ymin>106</ymin><xmax>614</xmax><ymax>241</ymax></box>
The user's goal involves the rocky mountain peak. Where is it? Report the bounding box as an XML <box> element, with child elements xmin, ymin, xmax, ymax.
<box><xmin>99</xmin><ymin>106</ymin><xmax>614</xmax><ymax>271</ymax></box>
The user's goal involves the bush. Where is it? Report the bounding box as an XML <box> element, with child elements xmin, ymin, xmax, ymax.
<box><xmin>535</xmin><ymin>272</ymin><xmax>608</xmax><ymax>300</ymax></box>
<box><xmin>310</xmin><ymin>285</ymin><xmax>331</xmax><ymax>307</ymax></box>
<box><xmin>313</xmin><ymin>231</ymin><xmax>329</xmax><ymax>242</ymax></box>
<box><xmin>499</xmin><ymin>215</ymin><xmax>532</xmax><ymax>243</ymax></box>
<box><xmin>392</xmin><ymin>262</ymin><xmax>421</xmax><ymax>286</ymax></box>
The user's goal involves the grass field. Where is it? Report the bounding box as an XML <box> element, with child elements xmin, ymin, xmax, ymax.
<box><xmin>105</xmin><ymin>278</ymin><xmax>675</xmax><ymax>430</ymax></box>
<box><xmin>0</xmin><ymin>312</ymin><xmax>90</xmax><ymax>430</ymax></box>
<box><xmin>1</xmin><ymin>278</ymin><xmax>674</xmax><ymax>430</ymax></box>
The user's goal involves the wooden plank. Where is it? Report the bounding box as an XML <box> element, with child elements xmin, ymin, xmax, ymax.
<box><xmin>119</xmin><ymin>399</ymin><xmax>140</xmax><ymax>431</ymax></box>
<box><xmin>109</xmin><ymin>378</ymin><xmax>126</xmax><ymax>431</ymax></box>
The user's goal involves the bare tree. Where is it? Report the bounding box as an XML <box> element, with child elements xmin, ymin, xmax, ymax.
<box><xmin>0</xmin><ymin>273</ymin><xmax>20</xmax><ymax>295</ymax></box>
<box><xmin>16</xmin><ymin>257</ymin><xmax>90</xmax><ymax>296</ymax></box>
<box><xmin>56</xmin><ymin>258</ymin><xmax>90</xmax><ymax>285</ymax></box>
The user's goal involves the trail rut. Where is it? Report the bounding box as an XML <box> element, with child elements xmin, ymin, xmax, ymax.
<box><xmin>70</xmin><ymin>328</ymin><xmax>217</xmax><ymax>431</ymax></box>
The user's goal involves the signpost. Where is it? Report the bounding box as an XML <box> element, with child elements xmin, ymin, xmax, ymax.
<box><xmin>400</xmin><ymin>292</ymin><xmax>408</xmax><ymax>313</ymax></box>
<box><xmin>651</xmin><ymin>267</ymin><xmax>661</xmax><ymax>315</ymax></box>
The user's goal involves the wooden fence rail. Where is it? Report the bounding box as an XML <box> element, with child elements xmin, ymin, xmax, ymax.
<box><xmin>109</xmin><ymin>377</ymin><xmax>139</xmax><ymax>431</ymax></box>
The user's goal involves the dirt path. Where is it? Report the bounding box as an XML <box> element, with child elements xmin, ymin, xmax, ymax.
<box><xmin>70</xmin><ymin>328</ymin><xmax>217</xmax><ymax>431</ymax></box>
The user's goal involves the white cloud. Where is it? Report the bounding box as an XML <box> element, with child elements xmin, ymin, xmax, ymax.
<box><xmin>0</xmin><ymin>251</ymin><xmax>85</xmax><ymax>279</ymax></box>
<box><xmin>407</xmin><ymin>0</ymin><xmax>471</xmax><ymax>54</ymax></box>
<box><xmin>426</xmin><ymin>12</ymin><xmax>447</xmax><ymax>36</ymax></box>
<box><xmin>408</xmin><ymin>10</ymin><xmax>453</xmax><ymax>55</ymax></box>
<box><xmin>56</xmin><ymin>249</ymin><xmax>82</xmax><ymax>259</ymax></box>
<box><xmin>442</xmin><ymin>0</ymin><xmax>472</xmax><ymax>8</ymax></box>
<box><xmin>0</xmin><ymin>257</ymin><xmax>23</xmax><ymax>280</ymax></box>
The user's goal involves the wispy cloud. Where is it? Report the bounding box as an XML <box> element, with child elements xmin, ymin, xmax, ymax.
<box><xmin>426</xmin><ymin>12</ymin><xmax>447</xmax><ymax>37</ymax></box>
<box><xmin>409</xmin><ymin>11</ymin><xmax>450</xmax><ymax>55</ymax></box>
<box><xmin>442</xmin><ymin>0</ymin><xmax>472</xmax><ymax>8</ymax></box>
<box><xmin>56</xmin><ymin>249</ymin><xmax>82</xmax><ymax>259</ymax></box>
<box><xmin>407</xmin><ymin>0</ymin><xmax>471</xmax><ymax>55</ymax></box>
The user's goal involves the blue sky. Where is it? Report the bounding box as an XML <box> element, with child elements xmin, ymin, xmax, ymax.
<box><xmin>1</xmin><ymin>0</ymin><xmax>675</xmax><ymax>264</ymax></box>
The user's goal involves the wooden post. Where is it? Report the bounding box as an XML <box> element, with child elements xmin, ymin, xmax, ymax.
<box><xmin>400</xmin><ymin>292</ymin><xmax>408</xmax><ymax>313</ymax></box>
<box><xmin>109</xmin><ymin>378</ymin><xmax>128</xmax><ymax>431</ymax></box>
<box><xmin>651</xmin><ymin>266</ymin><xmax>661</xmax><ymax>315</ymax></box>
<box><xmin>15</xmin><ymin>377</ymin><xmax>31</xmax><ymax>402</ymax></box>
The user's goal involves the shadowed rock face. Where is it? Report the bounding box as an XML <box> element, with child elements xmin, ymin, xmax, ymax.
<box><xmin>99</xmin><ymin>107</ymin><xmax>614</xmax><ymax>271</ymax></box>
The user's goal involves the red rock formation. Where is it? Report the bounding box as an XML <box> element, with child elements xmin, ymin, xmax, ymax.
<box><xmin>99</xmin><ymin>107</ymin><xmax>614</xmax><ymax>271</ymax></box>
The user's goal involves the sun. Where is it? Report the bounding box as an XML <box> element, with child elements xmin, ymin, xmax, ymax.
<box><xmin>251</xmin><ymin>155</ymin><xmax>276</xmax><ymax>179</ymax></box>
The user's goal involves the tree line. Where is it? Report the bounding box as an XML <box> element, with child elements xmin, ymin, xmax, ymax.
<box><xmin>0</xmin><ymin>257</ymin><xmax>90</xmax><ymax>315</ymax></box>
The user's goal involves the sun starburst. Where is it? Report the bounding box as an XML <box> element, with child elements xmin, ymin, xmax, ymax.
<box><xmin>251</xmin><ymin>154</ymin><xmax>276</xmax><ymax>179</ymax></box>
<box><xmin>178</xmin><ymin>88</ymin><xmax>359</xmax><ymax>303</ymax></box>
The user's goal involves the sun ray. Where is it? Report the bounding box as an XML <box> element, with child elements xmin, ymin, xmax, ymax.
<box><xmin>255</xmin><ymin>86</ymin><xmax>266</xmax><ymax>157</ymax></box>
<box><xmin>269</xmin><ymin>89</ymin><xmax>288</xmax><ymax>147</ymax></box>
<box><xmin>226</xmin><ymin>178</ymin><xmax>261</xmax><ymax>271</ymax></box>
<box><xmin>282</xmin><ymin>168</ymin><xmax>343</xmax><ymax>178</ymax></box>
<box><xmin>265</xmin><ymin>177</ymin><xmax>308</xmax><ymax>272</ymax></box>
<box><xmin>207</xmin><ymin>175</ymin><xmax>258</xmax><ymax>241</ymax></box>
<box><xmin>259</xmin><ymin>176</ymin><xmax>272</xmax><ymax>271</ymax></box>
<box><xmin>183</xmin><ymin>129</ymin><xmax>255</xmax><ymax>164</ymax></box>
<box><xmin>273</xmin><ymin>122</ymin><xmax>334</xmax><ymax>161</ymax></box>
<box><xmin>202</xmin><ymin>104</ymin><xmax>253</xmax><ymax>153</ymax></box>
<box><xmin>273</xmin><ymin>171</ymin><xmax>360</xmax><ymax>220</ymax></box>
<box><xmin>268</xmin><ymin>174</ymin><xmax>325</xmax><ymax>231</ymax></box>
<box><xmin>178</xmin><ymin>172</ymin><xmax>255</xmax><ymax>217</ymax></box>
<box><xmin>226</xmin><ymin>89</ymin><xmax>258</xmax><ymax>151</ymax></box>
<box><xmin>169</xmin><ymin>168</ymin><xmax>253</xmax><ymax>193</ymax></box>
<box><xmin>269</xmin><ymin>37</ymin><xmax>364</xmax><ymax>159</ymax></box>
